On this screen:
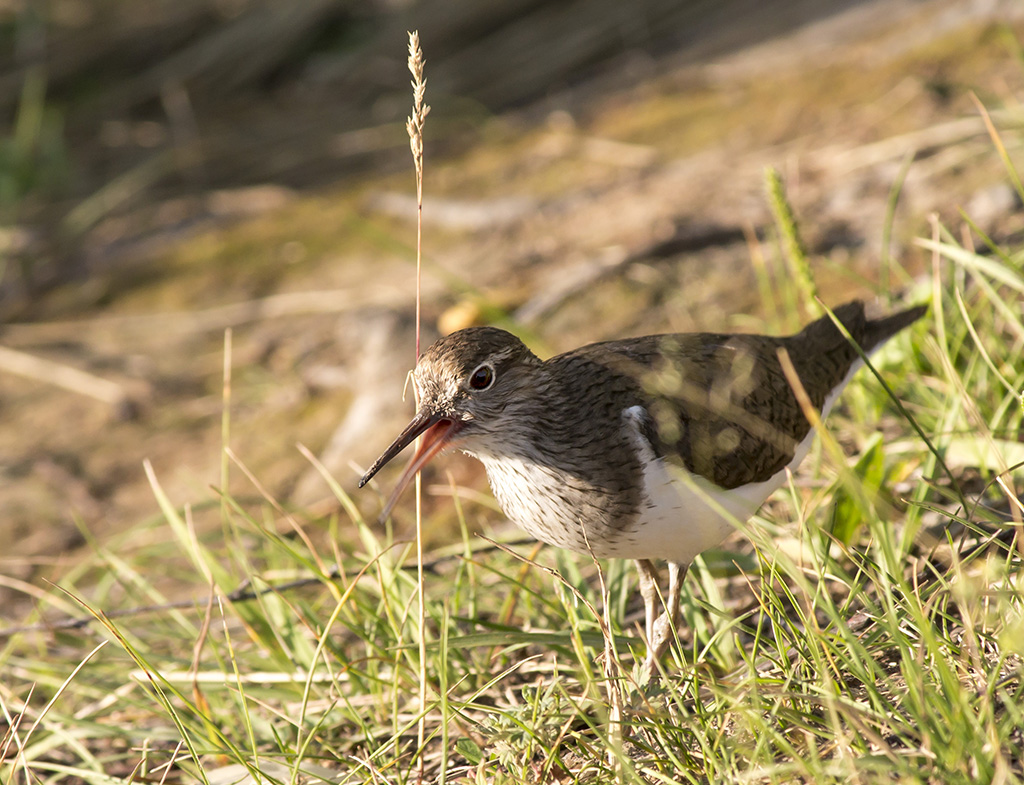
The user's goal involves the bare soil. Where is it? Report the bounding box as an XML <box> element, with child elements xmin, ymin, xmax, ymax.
<box><xmin>1</xmin><ymin>0</ymin><xmax>1022</xmax><ymax>624</ymax></box>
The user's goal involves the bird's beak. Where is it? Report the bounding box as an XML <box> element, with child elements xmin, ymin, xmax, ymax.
<box><xmin>358</xmin><ymin>410</ymin><xmax>463</xmax><ymax>521</ymax></box>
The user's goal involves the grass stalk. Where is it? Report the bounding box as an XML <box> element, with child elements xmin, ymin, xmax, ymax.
<box><xmin>765</xmin><ymin>165</ymin><xmax>819</xmax><ymax>318</ymax></box>
<box><xmin>221</xmin><ymin>328</ymin><xmax>232</xmax><ymax>530</ymax></box>
<box><xmin>406</xmin><ymin>29</ymin><xmax>431</xmax><ymax>781</ymax></box>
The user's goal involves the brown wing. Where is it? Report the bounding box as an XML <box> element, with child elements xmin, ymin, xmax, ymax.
<box><xmin>558</xmin><ymin>300</ymin><xmax>924</xmax><ymax>489</ymax></box>
<box><xmin>568</xmin><ymin>333</ymin><xmax>806</xmax><ymax>488</ymax></box>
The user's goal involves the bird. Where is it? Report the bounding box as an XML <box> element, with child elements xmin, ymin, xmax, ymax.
<box><xmin>358</xmin><ymin>300</ymin><xmax>926</xmax><ymax>668</ymax></box>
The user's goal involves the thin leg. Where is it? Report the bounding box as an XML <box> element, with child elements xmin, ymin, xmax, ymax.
<box><xmin>635</xmin><ymin>559</ymin><xmax>660</xmax><ymax>652</ymax></box>
<box><xmin>649</xmin><ymin>562</ymin><xmax>688</xmax><ymax>663</ymax></box>
<box><xmin>666</xmin><ymin>561</ymin><xmax>685</xmax><ymax>634</ymax></box>
<box><xmin>647</xmin><ymin>560</ymin><xmax>688</xmax><ymax>659</ymax></box>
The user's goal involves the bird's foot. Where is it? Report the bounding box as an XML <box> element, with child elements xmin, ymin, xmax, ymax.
<box><xmin>641</xmin><ymin>611</ymin><xmax>678</xmax><ymax>675</ymax></box>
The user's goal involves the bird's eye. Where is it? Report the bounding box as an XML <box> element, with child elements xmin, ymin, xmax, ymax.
<box><xmin>469</xmin><ymin>364</ymin><xmax>495</xmax><ymax>390</ymax></box>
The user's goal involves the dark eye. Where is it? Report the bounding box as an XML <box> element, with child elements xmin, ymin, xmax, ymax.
<box><xmin>469</xmin><ymin>364</ymin><xmax>495</xmax><ymax>390</ymax></box>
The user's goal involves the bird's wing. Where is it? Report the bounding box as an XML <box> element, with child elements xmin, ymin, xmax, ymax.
<box><xmin>560</xmin><ymin>332</ymin><xmax>822</xmax><ymax>489</ymax></box>
<box><xmin>551</xmin><ymin>300</ymin><xmax>923</xmax><ymax>490</ymax></box>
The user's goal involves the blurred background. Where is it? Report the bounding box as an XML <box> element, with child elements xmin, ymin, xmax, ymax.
<box><xmin>1</xmin><ymin>0</ymin><xmax>1022</xmax><ymax>620</ymax></box>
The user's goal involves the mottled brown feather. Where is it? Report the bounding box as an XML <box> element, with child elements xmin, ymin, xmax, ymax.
<box><xmin>554</xmin><ymin>301</ymin><xmax>926</xmax><ymax>488</ymax></box>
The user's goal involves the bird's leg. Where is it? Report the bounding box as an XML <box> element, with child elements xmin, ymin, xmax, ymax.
<box><xmin>649</xmin><ymin>562</ymin><xmax>688</xmax><ymax>663</ymax></box>
<box><xmin>637</xmin><ymin>560</ymin><xmax>691</xmax><ymax>668</ymax></box>
<box><xmin>634</xmin><ymin>559</ymin><xmax>661</xmax><ymax>653</ymax></box>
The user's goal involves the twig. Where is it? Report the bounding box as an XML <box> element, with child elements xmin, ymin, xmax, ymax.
<box><xmin>0</xmin><ymin>344</ymin><xmax>135</xmax><ymax>416</ymax></box>
<box><xmin>809</xmin><ymin>110</ymin><xmax>1021</xmax><ymax>174</ymax></box>
<box><xmin>514</xmin><ymin>221</ymin><xmax>749</xmax><ymax>324</ymax></box>
<box><xmin>3</xmin><ymin>288</ymin><xmax>405</xmax><ymax>343</ymax></box>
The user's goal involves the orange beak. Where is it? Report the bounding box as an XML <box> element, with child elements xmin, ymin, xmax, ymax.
<box><xmin>359</xmin><ymin>411</ymin><xmax>463</xmax><ymax>521</ymax></box>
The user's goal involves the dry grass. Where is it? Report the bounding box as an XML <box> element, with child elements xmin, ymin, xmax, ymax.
<box><xmin>2</xmin><ymin>129</ymin><xmax>1023</xmax><ymax>780</ymax></box>
<box><xmin>3</xmin><ymin>11</ymin><xmax>1024</xmax><ymax>785</ymax></box>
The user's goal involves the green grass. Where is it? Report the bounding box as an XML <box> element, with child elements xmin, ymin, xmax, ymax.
<box><xmin>0</xmin><ymin>67</ymin><xmax>70</xmax><ymax>213</ymax></box>
<box><xmin>3</xmin><ymin>119</ymin><xmax>1024</xmax><ymax>785</ymax></box>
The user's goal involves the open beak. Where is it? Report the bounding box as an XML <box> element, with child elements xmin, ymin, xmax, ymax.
<box><xmin>358</xmin><ymin>410</ymin><xmax>462</xmax><ymax>521</ymax></box>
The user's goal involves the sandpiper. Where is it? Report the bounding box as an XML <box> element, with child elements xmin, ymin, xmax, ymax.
<box><xmin>359</xmin><ymin>300</ymin><xmax>926</xmax><ymax>666</ymax></box>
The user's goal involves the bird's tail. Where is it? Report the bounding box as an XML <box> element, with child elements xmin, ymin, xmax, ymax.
<box><xmin>801</xmin><ymin>300</ymin><xmax>928</xmax><ymax>354</ymax></box>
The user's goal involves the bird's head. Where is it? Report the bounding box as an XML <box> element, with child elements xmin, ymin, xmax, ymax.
<box><xmin>358</xmin><ymin>326</ymin><xmax>540</xmax><ymax>518</ymax></box>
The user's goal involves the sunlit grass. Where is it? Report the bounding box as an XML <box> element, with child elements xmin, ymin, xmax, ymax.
<box><xmin>3</xmin><ymin>90</ymin><xmax>1024</xmax><ymax>785</ymax></box>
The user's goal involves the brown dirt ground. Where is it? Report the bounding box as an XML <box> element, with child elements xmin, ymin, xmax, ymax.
<box><xmin>1</xmin><ymin>0</ymin><xmax>1023</xmax><ymax>624</ymax></box>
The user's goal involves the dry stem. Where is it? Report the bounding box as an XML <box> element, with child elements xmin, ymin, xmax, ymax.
<box><xmin>406</xmin><ymin>29</ymin><xmax>430</xmax><ymax>783</ymax></box>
